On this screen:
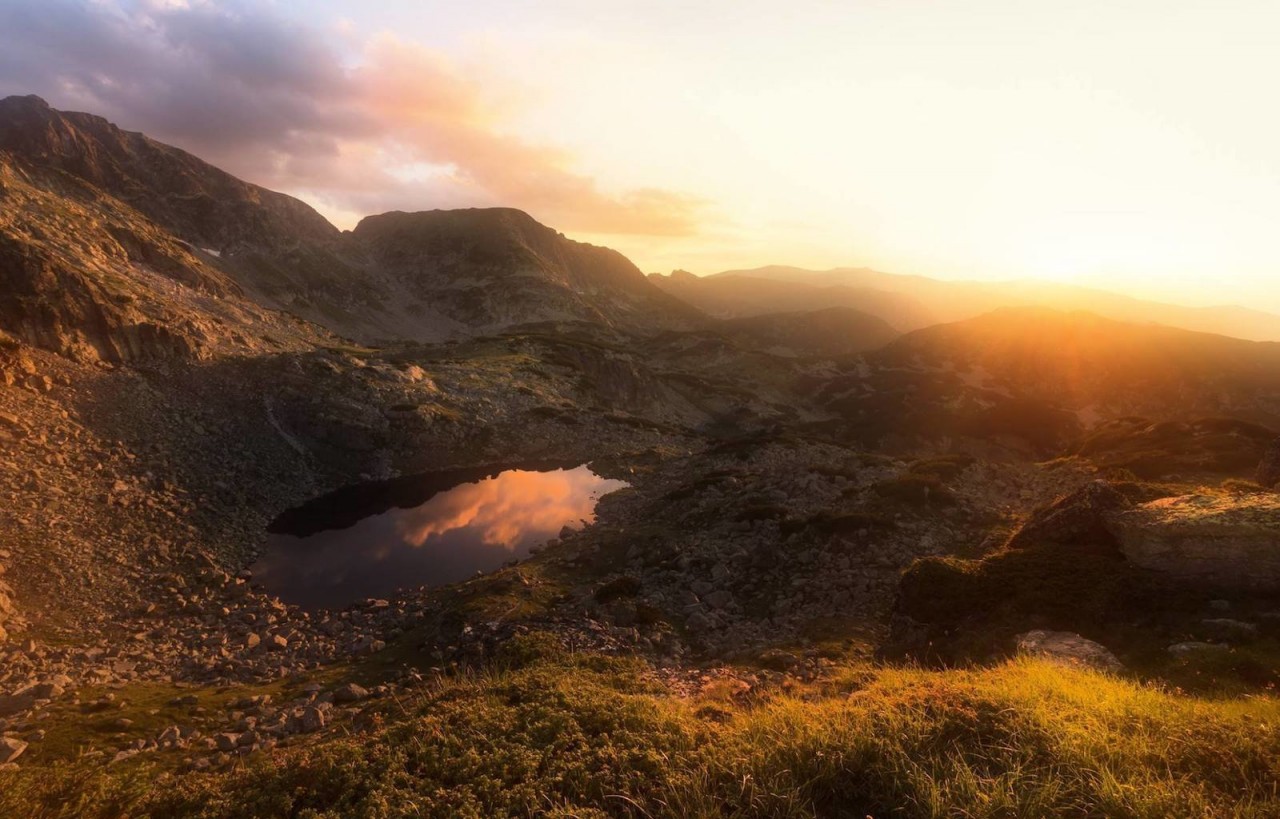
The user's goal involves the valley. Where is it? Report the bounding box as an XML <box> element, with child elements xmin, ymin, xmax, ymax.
<box><xmin>1</xmin><ymin>98</ymin><xmax>1279</xmax><ymax>817</ymax></box>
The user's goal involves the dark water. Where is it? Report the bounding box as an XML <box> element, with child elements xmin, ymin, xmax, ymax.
<box><xmin>251</xmin><ymin>462</ymin><xmax>628</xmax><ymax>609</ymax></box>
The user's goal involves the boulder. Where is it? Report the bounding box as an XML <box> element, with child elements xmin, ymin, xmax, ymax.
<box><xmin>1168</xmin><ymin>641</ymin><xmax>1229</xmax><ymax>657</ymax></box>
<box><xmin>1106</xmin><ymin>494</ymin><xmax>1280</xmax><ymax>591</ymax></box>
<box><xmin>1199</xmin><ymin>618</ymin><xmax>1259</xmax><ymax>643</ymax></box>
<box><xmin>757</xmin><ymin>648</ymin><xmax>800</xmax><ymax>671</ymax></box>
<box><xmin>1015</xmin><ymin>630</ymin><xmax>1122</xmax><ymax>672</ymax></box>
<box><xmin>0</xmin><ymin>691</ymin><xmax>35</xmax><ymax>717</ymax></box>
<box><xmin>1005</xmin><ymin>481</ymin><xmax>1129</xmax><ymax>552</ymax></box>
<box><xmin>332</xmin><ymin>683</ymin><xmax>368</xmax><ymax>704</ymax></box>
<box><xmin>25</xmin><ymin>681</ymin><xmax>64</xmax><ymax>700</ymax></box>
<box><xmin>0</xmin><ymin>736</ymin><xmax>27</xmax><ymax>764</ymax></box>
<box><xmin>299</xmin><ymin>706</ymin><xmax>325</xmax><ymax>733</ymax></box>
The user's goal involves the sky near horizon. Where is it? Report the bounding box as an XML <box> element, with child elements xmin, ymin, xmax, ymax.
<box><xmin>2</xmin><ymin>1</ymin><xmax>1279</xmax><ymax>311</ymax></box>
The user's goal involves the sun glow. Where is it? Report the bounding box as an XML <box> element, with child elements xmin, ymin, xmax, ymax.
<box><xmin>10</xmin><ymin>0</ymin><xmax>1280</xmax><ymax>310</ymax></box>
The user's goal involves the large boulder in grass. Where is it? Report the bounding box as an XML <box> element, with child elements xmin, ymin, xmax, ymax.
<box><xmin>1015</xmin><ymin>630</ymin><xmax>1122</xmax><ymax>672</ymax></box>
<box><xmin>1106</xmin><ymin>494</ymin><xmax>1280</xmax><ymax>591</ymax></box>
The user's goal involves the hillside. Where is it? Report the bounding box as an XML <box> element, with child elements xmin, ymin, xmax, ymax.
<box><xmin>0</xmin><ymin>96</ymin><xmax>700</xmax><ymax>348</ymax></box>
<box><xmin>810</xmin><ymin>306</ymin><xmax>1280</xmax><ymax>457</ymax></box>
<box><xmin>0</xmin><ymin>147</ymin><xmax>331</xmax><ymax>363</ymax></box>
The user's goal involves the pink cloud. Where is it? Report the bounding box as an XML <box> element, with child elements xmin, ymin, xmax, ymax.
<box><xmin>0</xmin><ymin>0</ymin><xmax>703</xmax><ymax>236</ymax></box>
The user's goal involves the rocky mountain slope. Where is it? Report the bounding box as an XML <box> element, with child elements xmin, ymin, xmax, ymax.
<box><xmin>701</xmin><ymin>306</ymin><xmax>899</xmax><ymax>358</ymax></box>
<box><xmin>0</xmin><ymin>96</ymin><xmax>701</xmax><ymax>350</ymax></box>
<box><xmin>0</xmin><ymin>146</ymin><xmax>331</xmax><ymax>363</ymax></box>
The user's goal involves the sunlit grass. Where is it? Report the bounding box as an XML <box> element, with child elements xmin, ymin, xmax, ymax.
<box><xmin>3</xmin><ymin>647</ymin><xmax>1277</xmax><ymax>818</ymax></box>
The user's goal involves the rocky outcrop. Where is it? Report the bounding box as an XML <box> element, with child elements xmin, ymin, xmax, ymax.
<box><xmin>1015</xmin><ymin>630</ymin><xmax>1122</xmax><ymax>672</ymax></box>
<box><xmin>1004</xmin><ymin>480</ymin><xmax>1129</xmax><ymax>552</ymax></box>
<box><xmin>1106</xmin><ymin>494</ymin><xmax>1280</xmax><ymax>591</ymax></box>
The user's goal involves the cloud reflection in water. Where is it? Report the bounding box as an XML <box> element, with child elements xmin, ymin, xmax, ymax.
<box><xmin>251</xmin><ymin>465</ymin><xmax>627</xmax><ymax>609</ymax></box>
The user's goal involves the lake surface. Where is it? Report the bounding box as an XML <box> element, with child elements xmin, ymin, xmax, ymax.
<box><xmin>251</xmin><ymin>462</ymin><xmax>628</xmax><ymax>609</ymax></box>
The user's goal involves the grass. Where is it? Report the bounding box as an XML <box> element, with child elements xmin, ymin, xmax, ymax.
<box><xmin>1072</xmin><ymin>416</ymin><xmax>1275</xmax><ymax>481</ymax></box>
<box><xmin>3</xmin><ymin>644</ymin><xmax>1279</xmax><ymax>818</ymax></box>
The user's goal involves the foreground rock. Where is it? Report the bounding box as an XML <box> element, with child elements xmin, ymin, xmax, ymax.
<box><xmin>1015</xmin><ymin>630</ymin><xmax>1122</xmax><ymax>672</ymax></box>
<box><xmin>1106</xmin><ymin>494</ymin><xmax>1280</xmax><ymax>591</ymax></box>
<box><xmin>1004</xmin><ymin>480</ymin><xmax>1129</xmax><ymax>551</ymax></box>
<box><xmin>0</xmin><ymin>735</ymin><xmax>27</xmax><ymax>763</ymax></box>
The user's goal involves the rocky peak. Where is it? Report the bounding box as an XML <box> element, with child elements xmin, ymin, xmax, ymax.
<box><xmin>352</xmin><ymin>208</ymin><xmax>654</xmax><ymax>294</ymax></box>
<box><xmin>0</xmin><ymin>94</ymin><xmax>339</xmax><ymax>253</ymax></box>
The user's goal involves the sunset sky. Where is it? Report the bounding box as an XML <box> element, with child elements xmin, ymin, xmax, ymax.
<box><xmin>3</xmin><ymin>1</ymin><xmax>1279</xmax><ymax>310</ymax></box>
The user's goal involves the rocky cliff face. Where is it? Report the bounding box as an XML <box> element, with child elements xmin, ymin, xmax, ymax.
<box><xmin>1106</xmin><ymin>494</ymin><xmax>1280</xmax><ymax>591</ymax></box>
<box><xmin>0</xmin><ymin>95</ymin><xmax>339</xmax><ymax>252</ymax></box>
<box><xmin>0</xmin><ymin>151</ymin><xmax>327</xmax><ymax>363</ymax></box>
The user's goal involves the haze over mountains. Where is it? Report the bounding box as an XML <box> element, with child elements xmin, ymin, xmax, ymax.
<box><xmin>4</xmin><ymin>94</ymin><xmax>1277</xmax><ymax>368</ymax></box>
<box><xmin>652</xmin><ymin>265</ymin><xmax>1280</xmax><ymax>341</ymax></box>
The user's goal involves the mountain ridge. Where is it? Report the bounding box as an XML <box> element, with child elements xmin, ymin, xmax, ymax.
<box><xmin>0</xmin><ymin>95</ymin><xmax>703</xmax><ymax>354</ymax></box>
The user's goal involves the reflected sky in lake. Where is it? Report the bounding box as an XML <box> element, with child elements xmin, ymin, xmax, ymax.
<box><xmin>251</xmin><ymin>465</ymin><xmax>628</xmax><ymax>609</ymax></box>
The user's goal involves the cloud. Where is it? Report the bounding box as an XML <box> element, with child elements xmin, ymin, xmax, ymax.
<box><xmin>0</xmin><ymin>0</ymin><xmax>702</xmax><ymax>235</ymax></box>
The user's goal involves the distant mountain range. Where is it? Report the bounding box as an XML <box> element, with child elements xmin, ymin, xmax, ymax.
<box><xmin>651</xmin><ymin>265</ymin><xmax>1280</xmax><ymax>341</ymax></box>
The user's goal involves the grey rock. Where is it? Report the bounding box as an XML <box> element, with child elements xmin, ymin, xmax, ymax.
<box><xmin>1168</xmin><ymin>641</ymin><xmax>1229</xmax><ymax>656</ymax></box>
<box><xmin>1106</xmin><ymin>494</ymin><xmax>1280</xmax><ymax>591</ymax></box>
<box><xmin>1015</xmin><ymin>630</ymin><xmax>1122</xmax><ymax>672</ymax></box>
<box><xmin>1200</xmin><ymin>618</ymin><xmax>1259</xmax><ymax>643</ymax></box>
<box><xmin>332</xmin><ymin>683</ymin><xmax>368</xmax><ymax>704</ymax></box>
<box><xmin>299</xmin><ymin>706</ymin><xmax>325</xmax><ymax>733</ymax></box>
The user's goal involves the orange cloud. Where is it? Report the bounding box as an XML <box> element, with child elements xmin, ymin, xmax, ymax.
<box><xmin>337</xmin><ymin>34</ymin><xmax>704</xmax><ymax>235</ymax></box>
